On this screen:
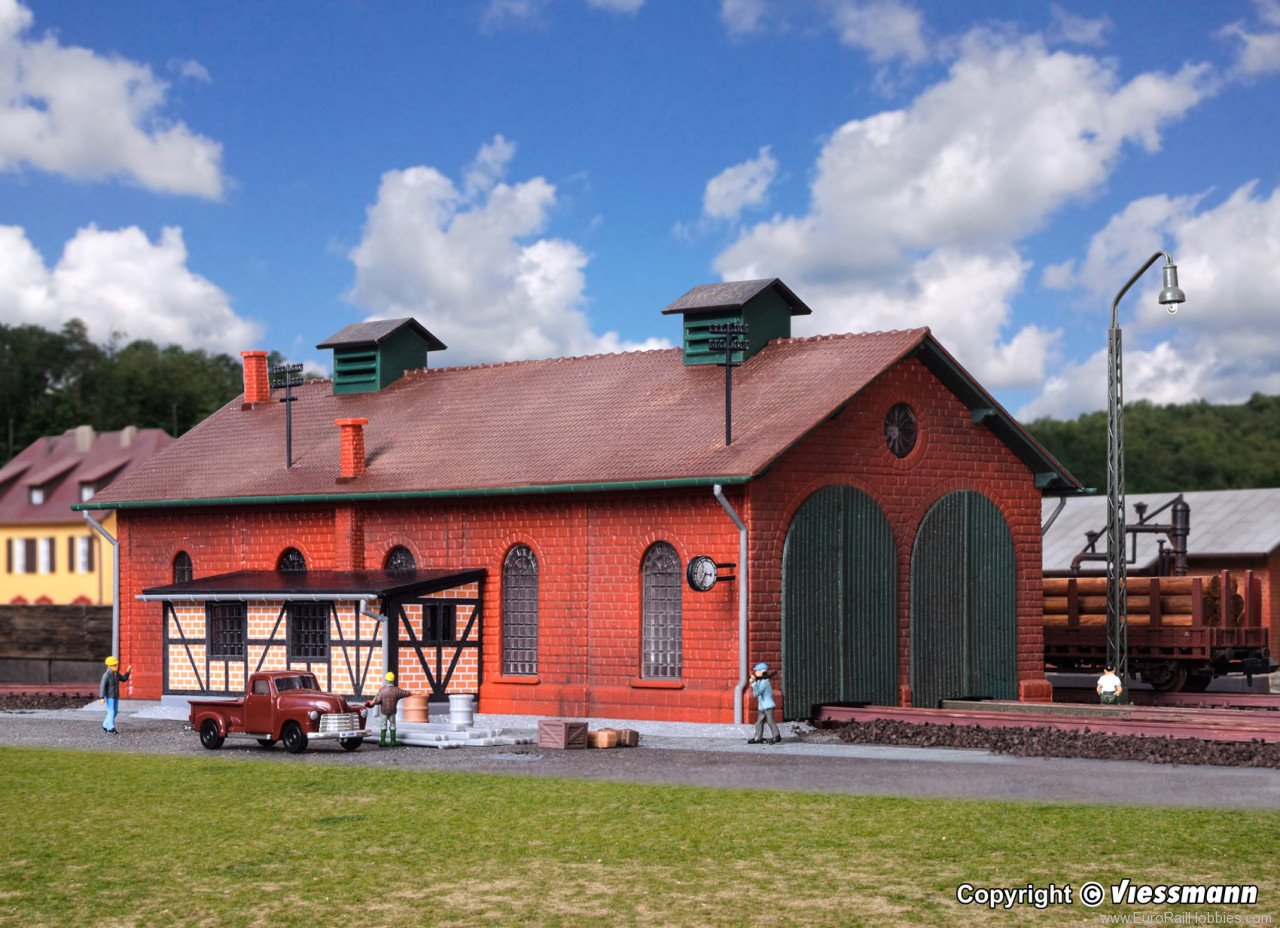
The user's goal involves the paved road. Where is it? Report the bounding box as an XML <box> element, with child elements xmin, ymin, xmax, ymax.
<box><xmin>4</xmin><ymin>704</ymin><xmax>1279</xmax><ymax>809</ymax></box>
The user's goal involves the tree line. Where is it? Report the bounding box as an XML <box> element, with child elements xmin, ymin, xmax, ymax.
<box><xmin>1025</xmin><ymin>393</ymin><xmax>1280</xmax><ymax>493</ymax></box>
<box><xmin>0</xmin><ymin>320</ymin><xmax>249</xmax><ymax>461</ymax></box>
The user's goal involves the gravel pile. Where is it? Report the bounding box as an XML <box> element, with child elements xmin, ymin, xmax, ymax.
<box><xmin>816</xmin><ymin>717</ymin><xmax>1280</xmax><ymax>768</ymax></box>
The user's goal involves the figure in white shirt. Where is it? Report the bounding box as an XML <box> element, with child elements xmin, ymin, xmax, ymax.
<box><xmin>1096</xmin><ymin>663</ymin><xmax>1123</xmax><ymax>705</ymax></box>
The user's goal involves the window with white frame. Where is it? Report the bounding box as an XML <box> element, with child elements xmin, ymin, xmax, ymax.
<box><xmin>79</xmin><ymin>483</ymin><xmax>95</xmax><ymax>503</ymax></box>
<box><xmin>37</xmin><ymin>538</ymin><xmax>53</xmax><ymax>574</ymax></box>
<box><xmin>76</xmin><ymin>537</ymin><xmax>94</xmax><ymax>573</ymax></box>
<box><xmin>29</xmin><ymin>486</ymin><xmax>44</xmax><ymax>506</ymax></box>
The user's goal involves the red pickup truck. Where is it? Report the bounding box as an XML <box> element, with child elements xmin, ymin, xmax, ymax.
<box><xmin>188</xmin><ymin>670</ymin><xmax>371</xmax><ymax>753</ymax></box>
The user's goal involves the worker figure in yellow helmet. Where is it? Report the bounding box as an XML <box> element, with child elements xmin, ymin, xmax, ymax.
<box><xmin>365</xmin><ymin>671</ymin><xmax>414</xmax><ymax>747</ymax></box>
<box><xmin>99</xmin><ymin>656</ymin><xmax>131</xmax><ymax>734</ymax></box>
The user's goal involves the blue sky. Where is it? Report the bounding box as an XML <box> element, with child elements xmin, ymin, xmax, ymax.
<box><xmin>2</xmin><ymin>0</ymin><xmax>1278</xmax><ymax>421</ymax></box>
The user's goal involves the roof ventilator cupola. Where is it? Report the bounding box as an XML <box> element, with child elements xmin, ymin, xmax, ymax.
<box><xmin>317</xmin><ymin>319</ymin><xmax>446</xmax><ymax>394</ymax></box>
<box><xmin>661</xmin><ymin>278</ymin><xmax>811</xmax><ymax>366</ymax></box>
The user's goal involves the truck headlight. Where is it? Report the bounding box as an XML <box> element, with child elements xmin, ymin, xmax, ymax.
<box><xmin>308</xmin><ymin>710</ymin><xmax>320</xmax><ymax>721</ymax></box>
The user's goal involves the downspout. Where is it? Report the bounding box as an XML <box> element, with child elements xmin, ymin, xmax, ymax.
<box><xmin>713</xmin><ymin>484</ymin><xmax>748</xmax><ymax>725</ymax></box>
<box><xmin>83</xmin><ymin>511</ymin><xmax>119</xmax><ymax>660</ymax></box>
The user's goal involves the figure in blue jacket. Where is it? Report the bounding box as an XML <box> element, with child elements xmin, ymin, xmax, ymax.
<box><xmin>747</xmin><ymin>662</ymin><xmax>781</xmax><ymax>744</ymax></box>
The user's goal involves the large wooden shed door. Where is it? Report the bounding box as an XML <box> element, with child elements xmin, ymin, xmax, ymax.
<box><xmin>909</xmin><ymin>490</ymin><xmax>1017</xmax><ymax>708</ymax></box>
<box><xmin>782</xmin><ymin>485</ymin><xmax>896</xmax><ymax>719</ymax></box>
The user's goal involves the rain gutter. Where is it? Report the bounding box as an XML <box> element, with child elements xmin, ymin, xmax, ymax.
<box><xmin>72</xmin><ymin>475</ymin><xmax>754</xmax><ymax>512</ymax></box>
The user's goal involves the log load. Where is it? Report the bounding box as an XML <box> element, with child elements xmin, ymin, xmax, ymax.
<box><xmin>1042</xmin><ymin>573</ymin><xmax>1246</xmax><ymax>628</ymax></box>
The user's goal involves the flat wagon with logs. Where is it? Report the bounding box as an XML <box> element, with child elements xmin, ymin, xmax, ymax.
<box><xmin>1043</xmin><ymin>570</ymin><xmax>1274</xmax><ymax>692</ymax></box>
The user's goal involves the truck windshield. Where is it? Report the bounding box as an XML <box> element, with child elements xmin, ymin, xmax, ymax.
<box><xmin>274</xmin><ymin>675</ymin><xmax>320</xmax><ymax>692</ymax></box>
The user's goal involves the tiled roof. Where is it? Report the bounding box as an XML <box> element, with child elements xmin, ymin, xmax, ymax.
<box><xmin>661</xmin><ymin>278</ymin><xmax>812</xmax><ymax>316</ymax></box>
<box><xmin>0</xmin><ymin>428</ymin><xmax>172</xmax><ymax>524</ymax></box>
<box><xmin>1042</xmin><ymin>488</ymin><xmax>1280</xmax><ymax>572</ymax></box>
<box><xmin>91</xmin><ymin>329</ymin><xmax>1075</xmax><ymax>507</ymax></box>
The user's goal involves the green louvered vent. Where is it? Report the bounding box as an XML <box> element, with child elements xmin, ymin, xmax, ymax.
<box><xmin>683</xmin><ymin>313</ymin><xmax>746</xmax><ymax>366</ymax></box>
<box><xmin>782</xmin><ymin>485</ymin><xmax>897</xmax><ymax>720</ymax></box>
<box><xmin>333</xmin><ymin>349</ymin><xmax>379</xmax><ymax>393</ymax></box>
<box><xmin>909</xmin><ymin>491</ymin><xmax>1016</xmax><ymax>708</ymax></box>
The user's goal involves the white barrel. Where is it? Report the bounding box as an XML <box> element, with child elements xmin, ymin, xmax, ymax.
<box><xmin>448</xmin><ymin>693</ymin><xmax>475</xmax><ymax>726</ymax></box>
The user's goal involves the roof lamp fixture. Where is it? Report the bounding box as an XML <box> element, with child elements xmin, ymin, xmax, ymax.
<box><xmin>1106</xmin><ymin>251</ymin><xmax>1186</xmax><ymax>701</ymax></box>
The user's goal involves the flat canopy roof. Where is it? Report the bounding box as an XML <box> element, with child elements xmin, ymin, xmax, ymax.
<box><xmin>139</xmin><ymin>568</ymin><xmax>486</xmax><ymax>601</ymax></box>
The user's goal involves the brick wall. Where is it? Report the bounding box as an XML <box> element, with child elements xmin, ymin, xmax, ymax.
<box><xmin>115</xmin><ymin>355</ymin><xmax>1050</xmax><ymax>721</ymax></box>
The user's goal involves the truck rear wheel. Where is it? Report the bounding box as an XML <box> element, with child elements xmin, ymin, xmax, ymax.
<box><xmin>281</xmin><ymin>721</ymin><xmax>308</xmax><ymax>754</ymax></box>
<box><xmin>199</xmin><ymin>720</ymin><xmax>224</xmax><ymax>750</ymax></box>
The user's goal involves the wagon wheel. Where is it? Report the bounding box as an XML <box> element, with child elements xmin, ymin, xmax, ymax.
<box><xmin>1182</xmin><ymin>674</ymin><xmax>1213</xmax><ymax>693</ymax></box>
<box><xmin>256</xmin><ymin>738</ymin><xmax>277</xmax><ymax>748</ymax></box>
<box><xmin>1142</xmin><ymin>663</ymin><xmax>1187</xmax><ymax>693</ymax></box>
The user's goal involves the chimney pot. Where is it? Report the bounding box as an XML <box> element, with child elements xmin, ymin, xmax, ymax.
<box><xmin>336</xmin><ymin>417</ymin><xmax>368</xmax><ymax>479</ymax></box>
<box><xmin>119</xmin><ymin>425</ymin><xmax>137</xmax><ymax>448</ymax></box>
<box><xmin>241</xmin><ymin>351</ymin><xmax>270</xmax><ymax>406</ymax></box>
<box><xmin>74</xmin><ymin>425</ymin><xmax>95</xmax><ymax>452</ymax></box>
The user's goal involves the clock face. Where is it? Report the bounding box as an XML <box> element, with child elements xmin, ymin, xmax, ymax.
<box><xmin>686</xmin><ymin>555</ymin><xmax>718</xmax><ymax>592</ymax></box>
<box><xmin>884</xmin><ymin>403</ymin><xmax>918</xmax><ymax>458</ymax></box>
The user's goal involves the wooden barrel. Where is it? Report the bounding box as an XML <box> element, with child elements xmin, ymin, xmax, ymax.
<box><xmin>401</xmin><ymin>695</ymin><xmax>429</xmax><ymax>723</ymax></box>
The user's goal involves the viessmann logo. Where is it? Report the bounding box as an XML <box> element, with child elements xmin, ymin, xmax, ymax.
<box><xmin>955</xmin><ymin>880</ymin><xmax>1261</xmax><ymax>911</ymax></box>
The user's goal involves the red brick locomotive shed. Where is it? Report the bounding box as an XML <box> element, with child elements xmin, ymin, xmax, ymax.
<box><xmin>78</xmin><ymin>279</ymin><xmax>1081</xmax><ymax>722</ymax></box>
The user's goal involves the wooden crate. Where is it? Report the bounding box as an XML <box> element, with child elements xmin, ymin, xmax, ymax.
<box><xmin>588</xmin><ymin>729</ymin><xmax>619</xmax><ymax>749</ymax></box>
<box><xmin>616</xmin><ymin>728</ymin><xmax>639</xmax><ymax>748</ymax></box>
<box><xmin>538</xmin><ymin>719</ymin><xmax>588</xmax><ymax>750</ymax></box>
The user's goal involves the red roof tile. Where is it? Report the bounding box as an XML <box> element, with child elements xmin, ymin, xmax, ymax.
<box><xmin>0</xmin><ymin>428</ymin><xmax>173</xmax><ymax>524</ymax></box>
<box><xmin>88</xmin><ymin>329</ymin><xmax>1076</xmax><ymax>507</ymax></box>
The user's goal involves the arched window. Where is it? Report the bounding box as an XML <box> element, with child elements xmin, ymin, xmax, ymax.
<box><xmin>502</xmin><ymin>544</ymin><xmax>539</xmax><ymax>676</ymax></box>
<box><xmin>173</xmin><ymin>551</ymin><xmax>193</xmax><ymax>584</ymax></box>
<box><xmin>384</xmin><ymin>546</ymin><xmax>416</xmax><ymax>572</ymax></box>
<box><xmin>641</xmin><ymin>542</ymin><xmax>682</xmax><ymax>679</ymax></box>
<box><xmin>277</xmin><ymin>548</ymin><xmax>306</xmax><ymax>573</ymax></box>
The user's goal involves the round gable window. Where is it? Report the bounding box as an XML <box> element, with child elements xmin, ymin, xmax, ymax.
<box><xmin>884</xmin><ymin>403</ymin><xmax>918</xmax><ymax>458</ymax></box>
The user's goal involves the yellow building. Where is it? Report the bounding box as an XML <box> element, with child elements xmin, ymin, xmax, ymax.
<box><xmin>0</xmin><ymin>426</ymin><xmax>171</xmax><ymax>605</ymax></box>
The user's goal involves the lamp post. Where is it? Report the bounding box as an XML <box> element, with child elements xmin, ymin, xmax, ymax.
<box><xmin>1107</xmin><ymin>252</ymin><xmax>1185</xmax><ymax>699</ymax></box>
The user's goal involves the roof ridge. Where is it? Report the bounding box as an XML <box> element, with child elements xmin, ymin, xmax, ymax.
<box><xmin>399</xmin><ymin>344</ymin><xmax>683</xmax><ymax>378</ymax></box>
<box><xmin>776</xmin><ymin>327</ymin><xmax>930</xmax><ymax>344</ymax></box>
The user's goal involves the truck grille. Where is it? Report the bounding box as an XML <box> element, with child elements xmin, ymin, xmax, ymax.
<box><xmin>318</xmin><ymin>713</ymin><xmax>361</xmax><ymax>734</ymax></box>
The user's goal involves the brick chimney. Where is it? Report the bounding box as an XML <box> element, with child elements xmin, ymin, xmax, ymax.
<box><xmin>336</xmin><ymin>418</ymin><xmax>368</xmax><ymax>479</ymax></box>
<box><xmin>240</xmin><ymin>351</ymin><xmax>270</xmax><ymax>406</ymax></box>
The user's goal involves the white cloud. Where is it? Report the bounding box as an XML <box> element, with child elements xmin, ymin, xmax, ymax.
<box><xmin>1047</xmin><ymin>4</ymin><xmax>1111</xmax><ymax>47</ymax></box>
<box><xmin>1020</xmin><ymin>181</ymin><xmax>1280</xmax><ymax>419</ymax></box>
<box><xmin>347</xmin><ymin>138</ymin><xmax>669</xmax><ymax>365</ymax></box>
<box><xmin>0</xmin><ymin>0</ymin><xmax>224</xmax><ymax>198</ymax></box>
<box><xmin>587</xmin><ymin>0</ymin><xmax>643</xmax><ymax>12</ymax></box>
<box><xmin>827</xmin><ymin>0</ymin><xmax>929</xmax><ymax>64</ymax></box>
<box><xmin>1220</xmin><ymin>0</ymin><xmax>1280</xmax><ymax>76</ymax></box>
<box><xmin>0</xmin><ymin>224</ymin><xmax>261</xmax><ymax>354</ymax></box>
<box><xmin>168</xmin><ymin>58</ymin><xmax>212</xmax><ymax>83</ymax></box>
<box><xmin>703</xmin><ymin>146</ymin><xmax>778</xmax><ymax>221</ymax></box>
<box><xmin>721</xmin><ymin>0</ymin><xmax>768</xmax><ymax>35</ymax></box>
<box><xmin>712</xmin><ymin>29</ymin><xmax>1213</xmax><ymax>391</ymax></box>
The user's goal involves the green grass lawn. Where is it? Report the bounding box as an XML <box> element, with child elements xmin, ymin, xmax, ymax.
<box><xmin>1</xmin><ymin>747</ymin><xmax>1277</xmax><ymax>927</ymax></box>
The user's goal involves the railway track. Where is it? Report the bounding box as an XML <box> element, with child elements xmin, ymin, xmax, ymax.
<box><xmin>1051</xmin><ymin>687</ymin><xmax>1280</xmax><ymax>711</ymax></box>
<box><xmin>0</xmin><ymin>683</ymin><xmax>95</xmax><ymax>698</ymax></box>
<box><xmin>814</xmin><ymin>700</ymin><xmax>1280</xmax><ymax>743</ymax></box>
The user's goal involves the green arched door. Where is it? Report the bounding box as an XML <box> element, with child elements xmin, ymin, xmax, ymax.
<box><xmin>782</xmin><ymin>486</ymin><xmax>897</xmax><ymax>719</ymax></box>
<box><xmin>910</xmin><ymin>491</ymin><xmax>1017</xmax><ymax>708</ymax></box>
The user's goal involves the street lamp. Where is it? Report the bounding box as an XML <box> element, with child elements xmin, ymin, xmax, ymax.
<box><xmin>1107</xmin><ymin>252</ymin><xmax>1185</xmax><ymax>699</ymax></box>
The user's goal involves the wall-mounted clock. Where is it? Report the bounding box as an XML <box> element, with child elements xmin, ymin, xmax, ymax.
<box><xmin>884</xmin><ymin>403</ymin><xmax>918</xmax><ymax>458</ymax></box>
<box><xmin>686</xmin><ymin>555</ymin><xmax>718</xmax><ymax>592</ymax></box>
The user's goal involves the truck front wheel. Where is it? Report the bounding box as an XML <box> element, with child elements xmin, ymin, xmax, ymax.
<box><xmin>281</xmin><ymin>721</ymin><xmax>308</xmax><ymax>754</ymax></box>
<box><xmin>199</xmin><ymin>720</ymin><xmax>224</xmax><ymax>750</ymax></box>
